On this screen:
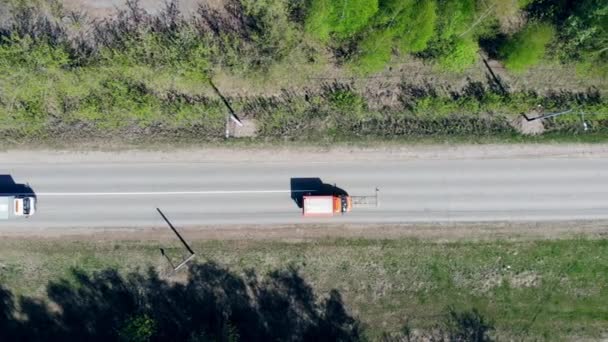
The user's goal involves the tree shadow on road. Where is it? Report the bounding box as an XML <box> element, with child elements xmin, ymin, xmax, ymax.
<box><xmin>0</xmin><ymin>262</ymin><xmax>363</xmax><ymax>341</ymax></box>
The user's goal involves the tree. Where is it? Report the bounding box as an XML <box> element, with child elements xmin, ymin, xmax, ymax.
<box><xmin>353</xmin><ymin>0</ymin><xmax>438</xmax><ymax>73</ymax></box>
<box><xmin>0</xmin><ymin>263</ymin><xmax>364</xmax><ymax>341</ymax></box>
<box><xmin>500</xmin><ymin>22</ymin><xmax>556</xmax><ymax>72</ymax></box>
<box><xmin>438</xmin><ymin>37</ymin><xmax>478</xmax><ymax>72</ymax></box>
<box><xmin>419</xmin><ymin>0</ymin><xmax>480</xmax><ymax>72</ymax></box>
<box><xmin>444</xmin><ymin>307</ymin><xmax>494</xmax><ymax>342</ymax></box>
<box><xmin>395</xmin><ymin>0</ymin><xmax>438</xmax><ymax>53</ymax></box>
<box><xmin>118</xmin><ymin>315</ymin><xmax>156</xmax><ymax>342</ymax></box>
<box><xmin>558</xmin><ymin>0</ymin><xmax>608</xmax><ymax>76</ymax></box>
<box><xmin>305</xmin><ymin>0</ymin><xmax>379</xmax><ymax>41</ymax></box>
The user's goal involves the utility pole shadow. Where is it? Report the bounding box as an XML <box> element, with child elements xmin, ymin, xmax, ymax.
<box><xmin>209</xmin><ymin>79</ymin><xmax>243</xmax><ymax>138</ymax></box>
<box><xmin>157</xmin><ymin>208</ymin><xmax>196</xmax><ymax>274</ymax></box>
<box><xmin>481</xmin><ymin>57</ymin><xmax>508</xmax><ymax>95</ymax></box>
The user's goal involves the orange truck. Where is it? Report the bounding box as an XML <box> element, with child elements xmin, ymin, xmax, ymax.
<box><xmin>303</xmin><ymin>195</ymin><xmax>352</xmax><ymax>216</ymax></box>
<box><xmin>302</xmin><ymin>188</ymin><xmax>379</xmax><ymax>216</ymax></box>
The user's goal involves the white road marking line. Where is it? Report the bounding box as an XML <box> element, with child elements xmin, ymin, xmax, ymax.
<box><xmin>35</xmin><ymin>190</ymin><xmax>316</xmax><ymax>196</ymax></box>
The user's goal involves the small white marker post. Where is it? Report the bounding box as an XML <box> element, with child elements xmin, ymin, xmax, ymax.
<box><xmin>225</xmin><ymin>113</ymin><xmax>243</xmax><ymax>139</ymax></box>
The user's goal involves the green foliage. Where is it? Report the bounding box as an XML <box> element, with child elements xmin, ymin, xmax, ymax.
<box><xmin>395</xmin><ymin>0</ymin><xmax>438</xmax><ymax>53</ymax></box>
<box><xmin>331</xmin><ymin>0</ymin><xmax>379</xmax><ymax>38</ymax></box>
<box><xmin>443</xmin><ymin>307</ymin><xmax>494</xmax><ymax>342</ymax></box>
<box><xmin>118</xmin><ymin>314</ymin><xmax>156</xmax><ymax>342</ymax></box>
<box><xmin>484</xmin><ymin>0</ymin><xmax>529</xmax><ymax>25</ymax></box>
<box><xmin>99</xmin><ymin>30</ymin><xmax>211</xmax><ymax>81</ymax></box>
<box><xmin>304</xmin><ymin>0</ymin><xmax>333</xmax><ymax>42</ymax></box>
<box><xmin>501</xmin><ymin>22</ymin><xmax>556</xmax><ymax>72</ymax></box>
<box><xmin>4</xmin><ymin>237</ymin><xmax>608</xmax><ymax>340</ymax></box>
<box><xmin>0</xmin><ymin>0</ymin><xmax>606</xmax><ymax>143</ymax></box>
<box><xmin>520</xmin><ymin>0</ymin><xmax>606</xmax><ymax>77</ymax></box>
<box><xmin>0</xmin><ymin>34</ymin><xmax>69</xmax><ymax>69</ymax></box>
<box><xmin>437</xmin><ymin>37</ymin><xmax>478</xmax><ymax>72</ymax></box>
<box><xmin>77</xmin><ymin>77</ymin><xmax>161</xmax><ymax>129</ymax></box>
<box><xmin>352</xmin><ymin>0</ymin><xmax>438</xmax><ymax>73</ymax></box>
<box><xmin>189</xmin><ymin>0</ymin><xmax>302</xmax><ymax>74</ymax></box>
<box><xmin>329</xmin><ymin>89</ymin><xmax>363</xmax><ymax>110</ymax></box>
<box><xmin>252</xmin><ymin>79</ymin><xmax>608</xmax><ymax>140</ymax></box>
<box><xmin>328</xmin><ymin>88</ymin><xmax>368</xmax><ymax>122</ymax></box>
<box><xmin>420</xmin><ymin>0</ymin><xmax>479</xmax><ymax>72</ymax></box>
<box><xmin>240</xmin><ymin>0</ymin><xmax>299</xmax><ymax>64</ymax></box>
<box><xmin>436</xmin><ymin>0</ymin><xmax>477</xmax><ymax>39</ymax></box>
<box><xmin>305</xmin><ymin>0</ymin><xmax>379</xmax><ymax>40</ymax></box>
<box><xmin>576</xmin><ymin>60</ymin><xmax>608</xmax><ymax>78</ymax></box>
<box><xmin>352</xmin><ymin>29</ymin><xmax>393</xmax><ymax>73</ymax></box>
<box><xmin>556</xmin><ymin>0</ymin><xmax>608</xmax><ymax>77</ymax></box>
<box><xmin>518</xmin><ymin>0</ymin><xmax>534</xmax><ymax>8</ymax></box>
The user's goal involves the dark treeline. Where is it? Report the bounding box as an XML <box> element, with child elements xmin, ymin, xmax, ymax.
<box><xmin>0</xmin><ymin>262</ymin><xmax>495</xmax><ymax>341</ymax></box>
<box><xmin>0</xmin><ymin>262</ymin><xmax>363</xmax><ymax>341</ymax></box>
<box><xmin>1</xmin><ymin>0</ymin><xmax>606</xmax><ymax>74</ymax></box>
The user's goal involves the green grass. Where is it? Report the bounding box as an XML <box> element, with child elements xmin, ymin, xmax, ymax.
<box><xmin>0</xmin><ymin>0</ymin><xmax>606</xmax><ymax>145</ymax></box>
<box><xmin>1</xmin><ymin>236</ymin><xmax>607</xmax><ymax>340</ymax></box>
<box><xmin>4</xmin><ymin>48</ymin><xmax>605</xmax><ymax>145</ymax></box>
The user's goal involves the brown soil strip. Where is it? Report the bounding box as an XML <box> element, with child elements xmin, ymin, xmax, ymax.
<box><xmin>2</xmin><ymin>220</ymin><xmax>606</xmax><ymax>242</ymax></box>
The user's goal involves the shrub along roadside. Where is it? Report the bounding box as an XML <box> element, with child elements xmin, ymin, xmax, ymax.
<box><xmin>0</xmin><ymin>62</ymin><xmax>606</xmax><ymax>143</ymax></box>
<box><xmin>351</xmin><ymin>0</ymin><xmax>438</xmax><ymax>73</ymax></box>
<box><xmin>0</xmin><ymin>0</ymin><xmax>606</xmax><ymax>144</ymax></box>
<box><xmin>251</xmin><ymin>83</ymin><xmax>607</xmax><ymax>141</ymax></box>
<box><xmin>501</xmin><ymin>22</ymin><xmax>556</xmax><ymax>73</ymax></box>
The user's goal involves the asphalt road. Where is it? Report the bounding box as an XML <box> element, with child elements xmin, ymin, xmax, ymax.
<box><xmin>1</xmin><ymin>153</ymin><xmax>607</xmax><ymax>228</ymax></box>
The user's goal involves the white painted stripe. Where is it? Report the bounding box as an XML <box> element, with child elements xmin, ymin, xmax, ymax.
<box><xmin>36</xmin><ymin>190</ymin><xmax>316</xmax><ymax>196</ymax></box>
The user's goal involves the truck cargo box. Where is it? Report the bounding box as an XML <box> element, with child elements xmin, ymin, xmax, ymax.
<box><xmin>303</xmin><ymin>196</ymin><xmax>335</xmax><ymax>216</ymax></box>
<box><xmin>0</xmin><ymin>197</ymin><xmax>9</xmax><ymax>220</ymax></box>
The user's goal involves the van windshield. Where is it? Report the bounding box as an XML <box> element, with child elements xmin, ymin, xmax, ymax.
<box><xmin>22</xmin><ymin>198</ymin><xmax>30</xmax><ymax>215</ymax></box>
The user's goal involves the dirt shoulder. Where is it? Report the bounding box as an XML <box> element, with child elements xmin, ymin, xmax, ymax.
<box><xmin>2</xmin><ymin>143</ymin><xmax>608</xmax><ymax>164</ymax></box>
<box><xmin>2</xmin><ymin>220</ymin><xmax>607</xmax><ymax>242</ymax></box>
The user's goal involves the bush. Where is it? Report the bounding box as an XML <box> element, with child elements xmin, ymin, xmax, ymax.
<box><xmin>0</xmin><ymin>34</ymin><xmax>70</xmax><ymax>69</ymax></box>
<box><xmin>305</xmin><ymin>0</ymin><xmax>378</xmax><ymax>40</ymax></box>
<box><xmin>395</xmin><ymin>0</ymin><xmax>438</xmax><ymax>53</ymax></box>
<box><xmin>304</xmin><ymin>0</ymin><xmax>333</xmax><ymax>42</ymax></box>
<box><xmin>501</xmin><ymin>22</ymin><xmax>556</xmax><ymax>72</ymax></box>
<box><xmin>351</xmin><ymin>0</ymin><xmax>438</xmax><ymax>74</ymax></box>
<box><xmin>119</xmin><ymin>315</ymin><xmax>156</xmax><ymax>342</ymax></box>
<box><xmin>69</xmin><ymin>75</ymin><xmax>166</xmax><ymax>130</ymax></box>
<box><xmin>351</xmin><ymin>28</ymin><xmax>393</xmax><ymax>74</ymax></box>
<box><xmin>419</xmin><ymin>0</ymin><xmax>478</xmax><ymax>71</ymax></box>
<box><xmin>435</xmin><ymin>0</ymin><xmax>477</xmax><ymax>40</ymax></box>
<box><xmin>443</xmin><ymin>307</ymin><xmax>494</xmax><ymax>342</ymax></box>
<box><xmin>238</xmin><ymin>0</ymin><xmax>299</xmax><ymax>65</ymax></box>
<box><xmin>556</xmin><ymin>0</ymin><xmax>608</xmax><ymax>77</ymax></box>
<box><xmin>0</xmin><ymin>0</ymin><xmax>605</xmax><ymax>143</ymax></box>
<box><xmin>437</xmin><ymin>37</ymin><xmax>478</xmax><ymax>72</ymax></box>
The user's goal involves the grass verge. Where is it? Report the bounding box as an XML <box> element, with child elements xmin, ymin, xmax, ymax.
<box><xmin>0</xmin><ymin>235</ymin><xmax>606</xmax><ymax>340</ymax></box>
